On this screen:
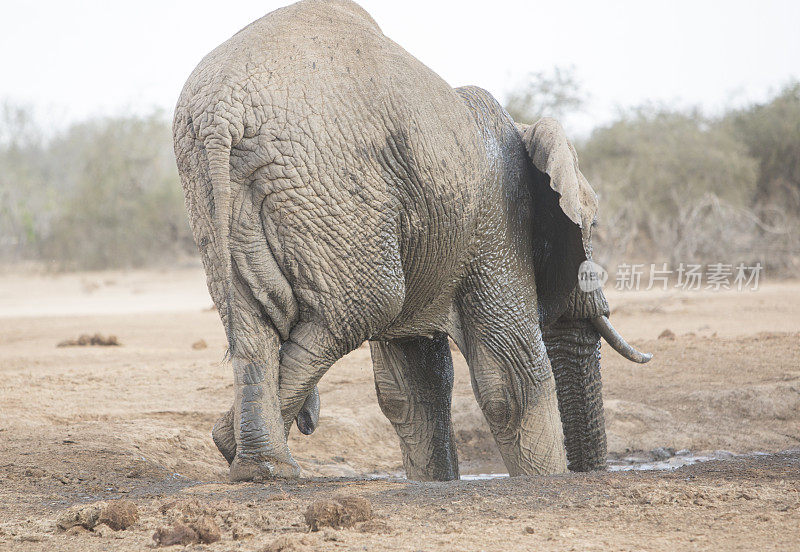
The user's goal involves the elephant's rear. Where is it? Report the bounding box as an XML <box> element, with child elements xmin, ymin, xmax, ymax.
<box><xmin>174</xmin><ymin>0</ymin><xmax>486</xmax><ymax>348</ymax></box>
<box><xmin>173</xmin><ymin>1</ymin><xmax>377</xmax><ymax>344</ymax></box>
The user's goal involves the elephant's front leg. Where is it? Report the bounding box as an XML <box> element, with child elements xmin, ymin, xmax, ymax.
<box><xmin>370</xmin><ymin>334</ymin><xmax>459</xmax><ymax>481</ymax></box>
<box><xmin>456</xmin><ymin>273</ymin><xmax>567</xmax><ymax>476</ymax></box>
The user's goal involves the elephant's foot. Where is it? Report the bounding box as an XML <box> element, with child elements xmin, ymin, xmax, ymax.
<box><xmin>229</xmin><ymin>453</ymin><xmax>300</xmax><ymax>482</ymax></box>
<box><xmin>212</xmin><ymin>408</ymin><xmax>237</xmax><ymax>465</ymax></box>
<box><xmin>213</xmin><ymin>387</ymin><xmax>321</xmax><ymax>467</ymax></box>
<box><xmin>228</xmin><ymin>358</ymin><xmax>301</xmax><ymax>482</ymax></box>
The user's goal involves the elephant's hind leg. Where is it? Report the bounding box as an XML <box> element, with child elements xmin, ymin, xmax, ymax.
<box><xmin>224</xmin><ymin>272</ymin><xmax>301</xmax><ymax>481</ymax></box>
<box><xmin>212</xmin><ymin>388</ymin><xmax>321</xmax><ymax>467</ymax></box>
<box><xmin>278</xmin><ymin>322</ymin><xmax>350</xmax><ymax>431</ymax></box>
<box><xmin>456</xmin><ymin>273</ymin><xmax>567</xmax><ymax>476</ymax></box>
<box><xmin>212</xmin><ymin>407</ymin><xmax>236</xmax><ymax>465</ymax></box>
<box><xmin>370</xmin><ymin>333</ymin><xmax>459</xmax><ymax>481</ymax></box>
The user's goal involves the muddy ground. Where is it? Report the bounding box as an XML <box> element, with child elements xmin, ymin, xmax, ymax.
<box><xmin>0</xmin><ymin>268</ymin><xmax>798</xmax><ymax>551</ymax></box>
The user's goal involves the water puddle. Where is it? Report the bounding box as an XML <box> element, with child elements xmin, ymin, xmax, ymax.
<box><xmin>458</xmin><ymin>449</ymin><xmax>762</xmax><ymax>480</ymax></box>
<box><xmin>460</xmin><ymin>473</ymin><xmax>509</xmax><ymax>481</ymax></box>
<box><xmin>606</xmin><ymin>448</ymin><xmax>748</xmax><ymax>471</ymax></box>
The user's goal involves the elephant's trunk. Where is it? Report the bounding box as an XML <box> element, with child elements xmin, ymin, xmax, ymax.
<box><xmin>543</xmin><ymin>318</ymin><xmax>606</xmax><ymax>472</ymax></box>
<box><xmin>591</xmin><ymin>315</ymin><xmax>652</xmax><ymax>364</ymax></box>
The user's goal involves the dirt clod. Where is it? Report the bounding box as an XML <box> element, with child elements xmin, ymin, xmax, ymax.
<box><xmin>658</xmin><ymin>328</ymin><xmax>676</xmax><ymax>340</ymax></box>
<box><xmin>265</xmin><ymin>535</ymin><xmax>317</xmax><ymax>552</ymax></box>
<box><xmin>159</xmin><ymin>498</ymin><xmax>208</xmax><ymax>516</ymax></box>
<box><xmin>152</xmin><ymin>522</ymin><xmax>198</xmax><ymax>547</ymax></box>
<box><xmin>24</xmin><ymin>467</ymin><xmax>46</xmax><ymax>478</ymax></box>
<box><xmin>231</xmin><ymin>525</ymin><xmax>254</xmax><ymax>540</ymax></box>
<box><xmin>191</xmin><ymin>339</ymin><xmax>207</xmax><ymax>350</ymax></box>
<box><xmin>304</xmin><ymin>495</ymin><xmax>372</xmax><ymax>531</ymax></box>
<box><xmin>154</xmin><ymin>500</ymin><xmax>222</xmax><ymax>545</ymax></box>
<box><xmin>56</xmin><ymin>501</ymin><xmax>106</xmax><ymax>531</ymax></box>
<box><xmin>191</xmin><ymin>515</ymin><xmax>221</xmax><ymax>544</ymax></box>
<box><xmin>98</xmin><ymin>499</ymin><xmax>138</xmax><ymax>530</ymax></box>
<box><xmin>57</xmin><ymin>333</ymin><xmax>120</xmax><ymax>347</ymax></box>
<box><xmin>357</xmin><ymin>519</ymin><xmax>391</xmax><ymax>534</ymax></box>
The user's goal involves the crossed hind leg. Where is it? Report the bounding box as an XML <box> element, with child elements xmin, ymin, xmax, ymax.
<box><xmin>212</xmin><ymin>386</ymin><xmax>321</xmax><ymax>466</ymax></box>
<box><xmin>213</xmin><ymin>322</ymin><xmax>344</xmax><ymax>480</ymax></box>
<box><xmin>212</xmin><ymin>247</ymin><xmax>350</xmax><ymax>481</ymax></box>
<box><xmin>211</xmin><ymin>327</ymin><xmax>340</xmax><ymax>481</ymax></box>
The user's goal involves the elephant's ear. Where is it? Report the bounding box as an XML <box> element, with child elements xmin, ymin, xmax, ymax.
<box><xmin>520</xmin><ymin>118</ymin><xmax>599</xmax><ymax>325</ymax></box>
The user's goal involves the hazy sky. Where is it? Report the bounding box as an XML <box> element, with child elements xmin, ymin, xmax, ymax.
<box><xmin>2</xmin><ymin>0</ymin><xmax>799</xmax><ymax>136</ymax></box>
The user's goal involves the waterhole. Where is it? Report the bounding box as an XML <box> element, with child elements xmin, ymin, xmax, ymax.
<box><xmin>457</xmin><ymin>449</ymin><xmax>765</xmax><ymax>480</ymax></box>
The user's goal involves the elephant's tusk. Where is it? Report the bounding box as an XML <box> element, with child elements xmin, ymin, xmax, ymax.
<box><xmin>591</xmin><ymin>316</ymin><xmax>653</xmax><ymax>364</ymax></box>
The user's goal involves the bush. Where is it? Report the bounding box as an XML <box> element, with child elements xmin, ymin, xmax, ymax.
<box><xmin>0</xmin><ymin>108</ymin><xmax>195</xmax><ymax>269</ymax></box>
<box><xmin>726</xmin><ymin>83</ymin><xmax>800</xmax><ymax>209</ymax></box>
<box><xmin>0</xmin><ymin>103</ymin><xmax>48</xmax><ymax>259</ymax></box>
<box><xmin>1</xmin><ymin>80</ymin><xmax>798</xmax><ymax>275</ymax></box>
<box><xmin>577</xmin><ymin>107</ymin><xmax>760</xmax><ymax>268</ymax></box>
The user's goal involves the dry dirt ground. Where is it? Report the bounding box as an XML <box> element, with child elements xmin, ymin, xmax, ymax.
<box><xmin>0</xmin><ymin>268</ymin><xmax>798</xmax><ymax>551</ymax></box>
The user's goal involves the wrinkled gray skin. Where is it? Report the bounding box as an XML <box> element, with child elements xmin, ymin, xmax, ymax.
<box><xmin>174</xmin><ymin>0</ymin><xmax>650</xmax><ymax>482</ymax></box>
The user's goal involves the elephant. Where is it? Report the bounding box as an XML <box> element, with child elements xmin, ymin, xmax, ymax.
<box><xmin>173</xmin><ymin>0</ymin><xmax>651</xmax><ymax>482</ymax></box>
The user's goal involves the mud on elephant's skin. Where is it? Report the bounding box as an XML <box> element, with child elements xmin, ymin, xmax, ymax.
<box><xmin>173</xmin><ymin>0</ymin><xmax>650</xmax><ymax>482</ymax></box>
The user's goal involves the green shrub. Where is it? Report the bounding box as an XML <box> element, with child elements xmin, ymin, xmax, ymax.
<box><xmin>1</xmin><ymin>80</ymin><xmax>798</xmax><ymax>274</ymax></box>
<box><xmin>0</xmin><ymin>108</ymin><xmax>195</xmax><ymax>270</ymax></box>
<box><xmin>577</xmin><ymin>107</ymin><xmax>760</xmax><ymax>266</ymax></box>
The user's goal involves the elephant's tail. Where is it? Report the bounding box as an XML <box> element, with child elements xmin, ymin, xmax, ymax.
<box><xmin>173</xmin><ymin>106</ymin><xmax>237</xmax><ymax>351</ymax></box>
<box><xmin>204</xmin><ymin>136</ymin><xmax>235</xmax><ymax>351</ymax></box>
<box><xmin>175</xmin><ymin>105</ymin><xmax>299</xmax><ymax>353</ymax></box>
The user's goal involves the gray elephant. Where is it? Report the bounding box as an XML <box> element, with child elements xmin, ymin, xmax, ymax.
<box><xmin>173</xmin><ymin>0</ymin><xmax>650</xmax><ymax>482</ymax></box>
